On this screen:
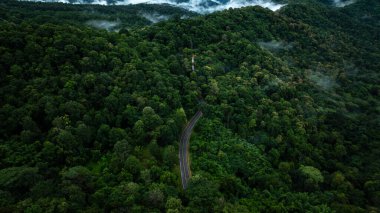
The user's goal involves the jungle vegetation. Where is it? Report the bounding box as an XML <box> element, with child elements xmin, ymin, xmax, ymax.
<box><xmin>0</xmin><ymin>0</ymin><xmax>379</xmax><ymax>212</ymax></box>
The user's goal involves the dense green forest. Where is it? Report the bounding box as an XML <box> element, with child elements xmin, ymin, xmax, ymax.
<box><xmin>0</xmin><ymin>0</ymin><xmax>379</xmax><ymax>212</ymax></box>
<box><xmin>0</xmin><ymin>0</ymin><xmax>196</xmax><ymax>29</ymax></box>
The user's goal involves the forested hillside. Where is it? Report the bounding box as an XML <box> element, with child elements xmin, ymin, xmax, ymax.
<box><xmin>0</xmin><ymin>0</ymin><xmax>379</xmax><ymax>212</ymax></box>
<box><xmin>0</xmin><ymin>0</ymin><xmax>195</xmax><ymax>29</ymax></box>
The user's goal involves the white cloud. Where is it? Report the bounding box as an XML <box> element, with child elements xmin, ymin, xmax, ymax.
<box><xmin>333</xmin><ymin>0</ymin><xmax>356</xmax><ymax>7</ymax></box>
<box><xmin>307</xmin><ymin>71</ymin><xmax>337</xmax><ymax>91</ymax></box>
<box><xmin>258</xmin><ymin>41</ymin><xmax>293</xmax><ymax>51</ymax></box>
<box><xmin>22</xmin><ymin>0</ymin><xmax>109</xmax><ymax>5</ymax></box>
<box><xmin>124</xmin><ymin>0</ymin><xmax>285</xmax><ymax>13</ymax></box>
<box><xmin>140</xmin><ymin>12</ymin><xmax>170</xmax><ymax>23</ymax></box>
<box><xmin>21</xmin><ymin>0</ymin><xmax>285</xmax><ymax>14</ymax></box>
<box><xmin>86</xmin><ymin>20</ymin><xmax>120</xmax><ymax>31</ymax></box>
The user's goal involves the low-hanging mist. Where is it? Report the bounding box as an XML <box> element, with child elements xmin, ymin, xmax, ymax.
<box><xmin>140</xmin><ymin>12</ymin><xmax>170</xmax><ymax>23</ymax></box>
<box><xmin>85</xmin><ymin>20</ymin><xmax>120</xmax><ymax>31</ymax></box>
<box><xmin>21</xmin><ymin>0</ymin><xmax>285</xmax><ymax>13</ymax></box>
<box><xmin>333</xmin><ymin>0</ymin><xmax>356</xmax><ymax>7</ymax></box>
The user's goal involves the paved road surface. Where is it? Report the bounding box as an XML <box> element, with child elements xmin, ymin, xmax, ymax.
<box><xmin>179</xmin><ymin>110</ymin><xmax>203</xmax><ymax>189</ymax></box>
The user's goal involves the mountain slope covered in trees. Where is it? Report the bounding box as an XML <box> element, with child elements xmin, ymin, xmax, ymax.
<box><xmin>0</xmin><ymin>0</ymin><xmax>379</xmax><ymax>212</ymax></box>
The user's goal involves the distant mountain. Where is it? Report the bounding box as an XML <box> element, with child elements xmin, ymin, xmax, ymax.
<box><xmin>21</xmin><ymin>0</ymin><xmax>286</xmax><ymax>13</ymax></box>
<box><xmin>2</xmin><ymin>0</ymin><xmax>196</xmax><ymax>29</ymax></box>
<box><xmin>19</xmin><ymin>0</ymin><xmax>364</xmax><ymax>13</ymax></box>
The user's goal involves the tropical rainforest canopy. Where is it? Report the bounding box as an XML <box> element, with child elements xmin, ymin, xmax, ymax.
<box><xmin>0</xmin><ymin>0</ymin><xmax>379</xmax><ymax>212</ymax></box>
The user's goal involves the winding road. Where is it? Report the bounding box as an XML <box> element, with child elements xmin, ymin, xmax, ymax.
<box><xmin>179</xmin><ymin>110</ymin><xmax>203</xmax><ymax>189</ymax></box>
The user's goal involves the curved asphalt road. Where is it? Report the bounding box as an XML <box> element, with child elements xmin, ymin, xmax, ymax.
<box><xmin>179</xmin><ymin>110</ymin><xmax>203</xmax><ymax>189</ymax></box>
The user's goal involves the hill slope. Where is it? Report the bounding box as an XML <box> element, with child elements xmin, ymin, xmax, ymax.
<box><xmin>0</xmin><ymin>0</ymin><xmax>379</xmax><ymax>212</ymax></box>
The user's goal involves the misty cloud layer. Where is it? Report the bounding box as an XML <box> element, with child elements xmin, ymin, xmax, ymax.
<box><xmin>307</xmin><ymin>72</ymin><xmax>337</xmax><ymax>91</ymax></box>
<box><xmin>86</xmin><ymin>20</ymin><xmax>120</xmax><ymax>31</ymax></box>
<box><xmin>258</xmin><ymin>41</ymin><xmax>292</xmax><ymax>52</ymax></box>
<box><xmin>21</xmin><ymin>0</ymin><xmax>285</xmax><ymax>14</ymax></box>
<box><xmin>130</xmin><ymin>0</ymin><xmax>285</xmax><ymax>14</ymax></box>
<box><xmin>333</xmin><ymin>0</ymin><xmax>356</xmax><ymax>7</ymax></box>
<box><xmin>140</xmin><ymin>12</ymin><xmax>170</xmax><ymax>23</ymax></box>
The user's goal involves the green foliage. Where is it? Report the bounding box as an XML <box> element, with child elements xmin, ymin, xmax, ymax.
<box><xmin>298</xmin><ymin>165</ymin><xmax>324</xmax><ymax>191</ymax></box>
<box><xmin>0</xmin><ymin>0</ymin><xmax>379</xmax><ymax>212</ymax></box>
<box><xmin>186</xmin><ymin>175</ymin><xmax>222</xmax><ymax>212</ymax></box>
<box><xmin>299</xmin><ymin>165</ymin><xmax>324</xmax><ymax>183</ymax></box>
<box><xmin>0</xmin><ymin>167</ymin><xmax>40</xmax><ymax>190</ymax></box>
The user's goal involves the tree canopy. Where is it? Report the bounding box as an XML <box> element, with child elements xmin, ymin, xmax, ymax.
<box><xmin>0</xmin><ymin>0</ymin><xmax>379</xmax><ymax>212</ymax></box>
